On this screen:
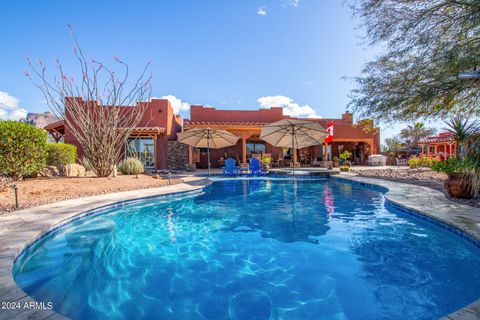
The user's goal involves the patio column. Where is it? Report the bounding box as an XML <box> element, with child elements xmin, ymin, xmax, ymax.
<box><xmin>242</xmin><ymin>135</ymin><xmax>247</xmax><ymax>164</ymax></box>
<box><xmin>188</xmin><ymin>146</ymin><xmax>193</xmax><ymax>164</ymax></box>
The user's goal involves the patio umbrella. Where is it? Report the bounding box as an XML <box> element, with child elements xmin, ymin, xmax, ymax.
<box><xmin>177</xmin><ymin>128</ymin><xmax>240</xmax><ymax>175</ymax></box>
<box><xmin>260</xmin><ymin>119</ymin><xmax>328</xmax><ymax>175</ymax></box>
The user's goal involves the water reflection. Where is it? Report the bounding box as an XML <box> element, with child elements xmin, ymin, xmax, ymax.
<box><xmin>349</xmin><ymin>213</ymin><xmax>480</xmax><ymax>319</ymax></box>
<box><xmin>14</xmin><ymin>179</ymin><xmax>480</xmax><ymax>320</ymax></box>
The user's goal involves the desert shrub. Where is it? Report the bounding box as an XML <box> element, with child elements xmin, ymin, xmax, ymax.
<box><xmin>118</xmin><ymin>158</ymin><xmax>144</xmax><ymax>175</ymax></box>
<box><xmin>432</xmin><ymin>157</ymin><xmax>476</xmax><ymax>175</ymax></box>
<box><xmin>0</xmin><ymin>121</ymin><xmax>47</xmax><ymax>179</ymax></box>
<box><xmin>407</xmin><ymin>156</ymin><xmax>420</xmax><ymax>168</ymax></box>
<box><xmin>339</xmin><ymin>151</ymin><xmax>352</xmax><ymax>163</ymax></box>
<box><xmin>408</xmin><ymin>155</ymin><xmax>439</xmax><ymax>169</ymax></box>
<box><xmin>46</xmin><ymin>143</ymin><xmax>77</xmax><ymax>166</ymax></box>
<box><xmin>339</xmin><ymin>166</ymin><xmax>350</xmax><ymax>172</ymax></box>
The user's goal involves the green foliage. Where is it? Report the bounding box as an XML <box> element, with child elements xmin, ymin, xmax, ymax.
<box><xmin>381</xmin><ymin>136</ymin><xmax>404</xmax><ymax>153</ymax></box>
<box><xmin>407</xmin><ymin>155</ymin><xmax>440</xmax><ymax>169</ymax></box>
<box><xmin>0</xmin><ymin>121</ymin><xmax>47</xmax><ymax>179</ymax></box>
<box><xmin>443</xmin><ymin>115</ymin><xmax>479</xmax><ymax>157</ymax></box>
<box><xmin>432</xmin><ymin>157</ymin><xmax>476</xmax><ymax>175</ymax></box>
<box><xmin>118</xmin><ymin>158</ymin><xmax>144</xmax><ymax>175</ymax></box>
<box><xmin>350</xmin><ymin>0</ymin><xmax>480</xmax><ymax>122</ymax></box>
<box><xmin>339</xmin><ymin>151</ymin><xmax>352</xmax><ymax>161</ymax></box>
<box><xmin>261</xmin><ymin>155</ymin><xmax>271</xmax><ymax>165</ymax></box>
<box><xmin>399</xmin><ymin>123</ymin><xmax>436</xmax><ymax>149</ymax></box>
<box><xmin>46</xmin><ymin>143</ymin><xmax>77</xmax><ymax>166</ymax></box>
<box><xmin>339</xmin><ymin>166</ymin><xmax>350</xmax><ymax>172</ymax></box>
<box><xmin>332</xmin><ymin>156</ymin><xmax>339</xmax><ymax>162</ymax></box>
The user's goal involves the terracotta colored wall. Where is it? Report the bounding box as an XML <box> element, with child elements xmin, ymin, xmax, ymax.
<box><xmin>64</xmin><ymin>97</ymin><xmax>181</xmax><ymax>170</ymax></box>
<box><xmin>189</xmin><ymin>105</ymin><xmax>381</xmax><ymax>166</ymax></box>
<box><xmin>190</xmin><ymin>105</ymin><xmax>285</xmax><ymax>122</ymax></box>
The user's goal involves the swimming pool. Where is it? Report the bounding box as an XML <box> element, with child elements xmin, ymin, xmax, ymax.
<box><xmin>13</xmin><ymin>178</ymin><xmax>480</xmax><ymax>320</ymax></box>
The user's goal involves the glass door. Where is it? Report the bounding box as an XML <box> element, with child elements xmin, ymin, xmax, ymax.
<box><xmin>126</xmin><ymin>138</ymin><xmax>155</xmax><ymax>168</ymax></box>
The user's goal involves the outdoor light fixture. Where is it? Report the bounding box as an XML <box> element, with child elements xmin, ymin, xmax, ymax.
<box><xmin>10</xmin><ymin>184</ymin><xmax>19</xmax><ymax>209</ymax></box>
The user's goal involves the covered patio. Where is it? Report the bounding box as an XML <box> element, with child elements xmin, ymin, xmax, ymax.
<box><xmin>418</xmin><ymin>132</ymin><xmax>456</xmax><ymax>159</ymax></box>
<box><xmin>184</xmin><ymin>121</ymin><xmax>377</xmax><ymax>168</ymax></box>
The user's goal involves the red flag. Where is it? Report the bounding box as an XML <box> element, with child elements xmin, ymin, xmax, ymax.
<box><xmin>324</xmin><ymin>121</ymin><xmax>334</xmax><ymax>143</ymax></box>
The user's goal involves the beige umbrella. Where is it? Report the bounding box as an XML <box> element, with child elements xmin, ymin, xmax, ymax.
<box><xmin>260</xmin><ymin>119</ymin><xmax>328</xmax><ymax>175</ymax></box>
<box><xmin>177</xmin><ymin>128</ymin><xmax>240</xmax><ymax>175</ymax></box>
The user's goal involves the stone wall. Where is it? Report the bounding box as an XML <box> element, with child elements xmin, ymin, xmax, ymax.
<box><xmin>167</xmin><ymin>141</ymin><xmax>189</xmax><ymax>170</ymax></box>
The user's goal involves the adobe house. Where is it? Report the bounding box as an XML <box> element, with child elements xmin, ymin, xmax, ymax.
<box><xmin>185</xmin><ymin>105</ymin><xmax>380</xmax><ymax>168</ymax></box>
<box><xmin>45</xmin><ymin>97</ymin><xmax>183</xmax><ymax>170</ymax></box>
<box><xmin>418</xmin><ymin>132</ymin><xmax>457</xmax><ymax>158</ymax></box>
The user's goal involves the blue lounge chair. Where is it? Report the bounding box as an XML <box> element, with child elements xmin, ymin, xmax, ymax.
<box><xmin>249</xmin><ymin>158</ymin><xmax>267</xmax><ymax>175</ymax></box>
<box><xmin>222</xmin><ymin>158</ymin><xmax>239</xmax><ymax>176</ymax></box>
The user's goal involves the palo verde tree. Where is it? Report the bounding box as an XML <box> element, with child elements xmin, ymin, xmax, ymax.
<box><xmin>26</xmin><ymin>25</ymin><xmax>152</xmax><ymax>177</ymax></box>
<box><xmin>349</xmin><ymin>0</ymin><xmax>480</xmax><ymax>122</ymax></box>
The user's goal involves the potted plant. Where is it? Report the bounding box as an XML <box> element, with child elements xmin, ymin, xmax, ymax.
<box><xmin>332</xmin><ymin>156</ymin><xmax>340</xmax><ymax>167</ymax></box>
<box><xmin>432</xmin><ymin>157</ymin><xmax>476</xmax><ymax>199</ymax></box>
<box><xmin>339</xmin><ymin>151</ymin><xmax>352</xmax><ymax>166</ymax></box>
<box><xmin>433</xmin><ymin>116</ymin><xmax>480</xmax><ymax>199</ymax></box>
<box><xmin>262</xmin><ymin>155</ymin><xmax>271</xmax><ymax>172</ymax></box>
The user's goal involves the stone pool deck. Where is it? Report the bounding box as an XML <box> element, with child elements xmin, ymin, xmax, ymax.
<box><xmin>0</xmin><ymin>174</ymin><xmax>479</xmax><ymax>319</ymax></box>
<box><xmin>0</xmin><ymin>176</ymin><xmax>210</xmax><ymax>320</ymax></box>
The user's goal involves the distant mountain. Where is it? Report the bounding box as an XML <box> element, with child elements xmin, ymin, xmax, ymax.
<box><xmin>20</xmin><ymin>112</ymin><xmax>61</xmax><ymax>128</ymax></box>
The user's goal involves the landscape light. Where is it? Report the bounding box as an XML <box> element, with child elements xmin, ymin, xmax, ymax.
<box><xmin>457</xmin><ymin>72</ymin><xmax>480</xmax><ymax>80</ymax></box>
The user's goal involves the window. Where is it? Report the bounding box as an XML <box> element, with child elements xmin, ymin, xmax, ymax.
<box><xmin>246</xmin><ymin>141</ymin><xmax>265</xmax><ymax>155</ymax></box>
<box><xmin>126</xmin><ymin>138</ymin><xmax>155</xmax><ymax>168</ymax></box>
<box><xmin>322</xmin><ymin>145</ymin><xmax>332</xmax><ymax>160</ymax></box>
<box><xmin>429</xmin><ymin>146</ymin><xmax>435</xmax><ymax>154</ymax></box>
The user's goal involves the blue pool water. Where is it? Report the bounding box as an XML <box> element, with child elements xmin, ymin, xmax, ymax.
<box><xmin>13</xmin><ymin>179</ymin><xmax>480</xmax><ymax>320</ymax></box>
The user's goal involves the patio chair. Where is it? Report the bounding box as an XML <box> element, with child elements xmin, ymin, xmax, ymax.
<box><xmin>222</xmin><ymin>158</ymin><xmax>239</xmax><ymax>176</ymax></box>
<box><xmin>236</xmin><ymin>155</ymin><xmax>250</xmax><ymax>174</ymax></box>
<box><xmin>249</xmin><ymin>158</ymin><xmax>267</xmax><ymax>175</ymax></box>
<box><xmin>271</xmin><ymin>154</ymin><xmax>285</xmax><ymax>167</ymax></box>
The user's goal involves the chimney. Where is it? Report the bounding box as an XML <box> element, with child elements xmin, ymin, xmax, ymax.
<box><xmin>342</xmin><ymin>112</ymin><xmax>353</xmax><ymax>124</ymax></box>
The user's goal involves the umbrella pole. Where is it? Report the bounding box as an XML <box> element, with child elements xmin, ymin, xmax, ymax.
<box><xmin>207</xmin><ymin>135</ymin><xmax>211</xmax><ymax>176</ymax></box>
<box><xmin>291</xmin><ymin>128</ymin><xmax>295</xmax><ymax>177</ymax></box>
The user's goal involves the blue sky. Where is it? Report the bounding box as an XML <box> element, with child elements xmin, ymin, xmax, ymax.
<box><xmin>0</xmin><ymin>0</ymin><xmax>436</xmax><ymax>140</ymax></box>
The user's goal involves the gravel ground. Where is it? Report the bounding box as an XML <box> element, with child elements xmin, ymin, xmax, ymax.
<box><xmin>351</xmin><ymin>167</ymin><xmax>480</xmax><ymax>208</ymax></box>
<box><xmin>0</xmin><ymin>174</ymin><xmax>182</xmax><ymax>214</ymax></box>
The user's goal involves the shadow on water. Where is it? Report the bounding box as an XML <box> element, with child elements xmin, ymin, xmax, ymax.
<box><xmin>188</xmin><ymin>179</ymin><xmax>338</xmax><ymax>244</ymax></box>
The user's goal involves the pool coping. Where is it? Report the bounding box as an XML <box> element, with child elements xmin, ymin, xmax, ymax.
<box><xmin>0</xmin><ymin>176</ymin><xmax>211</xmax><ymax>320</ymax></box>
<box><xmin>332</xmin><ymin>174</ymin><xmax>480</xmax><ymax>320</ymax></box>
<box><xmin>0</xmin><ymin>175</ymin><xmax>479</xmax><ymax>319</ymax></box>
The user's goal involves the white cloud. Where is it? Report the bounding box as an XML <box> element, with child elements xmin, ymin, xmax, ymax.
<box><xmin>257</xmin><ymin>6</ymin><xmax>267</xmax><ymax>16</ymax></box>
<box><xmin>301</xmin><ymin>80</ymin><xmax>315</xmax><ymax>86</ymax></box>
<box><xmin>257</xmin><ymin>95</ymin><xmax>322</xmax><ymax>118</ymax></box>
<box><xmin>0</xmin><ymin>91</ymin><xmax>27</xmax><ymax>120</ymax></box>
<box><xmin>159</xmin><ymin>95</ymin><xmax>190</xmax><ymax>114</ymax></box>
<box><xmin>282</xmin><ymin>0</ymin><xmax>301</xmax><ymax>7</ymax></box>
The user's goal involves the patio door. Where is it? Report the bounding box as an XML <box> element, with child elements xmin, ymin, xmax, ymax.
<box><xmin>126</xmin><ymin>137</ymin><xmax>156</xmax><ymax>169</ymax></box>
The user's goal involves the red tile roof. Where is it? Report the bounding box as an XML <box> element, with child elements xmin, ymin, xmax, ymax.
<box><xmin>418</xmin><ymin>132</ymin><xmax>455</xmax><ymax>144</ymax></box>
<box><xmin>186</xmin><ymin>121</ymin><xmax>271</xmax><ymax>126</ymax></box>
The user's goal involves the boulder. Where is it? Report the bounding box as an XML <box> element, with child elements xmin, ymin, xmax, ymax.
<box><xmin>62</xmin><ymin>164</ymin><xmax>86</xmax><ymax>177</ymax></box>
<box><xmin>39</xmin><ymin>165</ymin><xmax>63</xmax><ymax>177</ymax></box>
